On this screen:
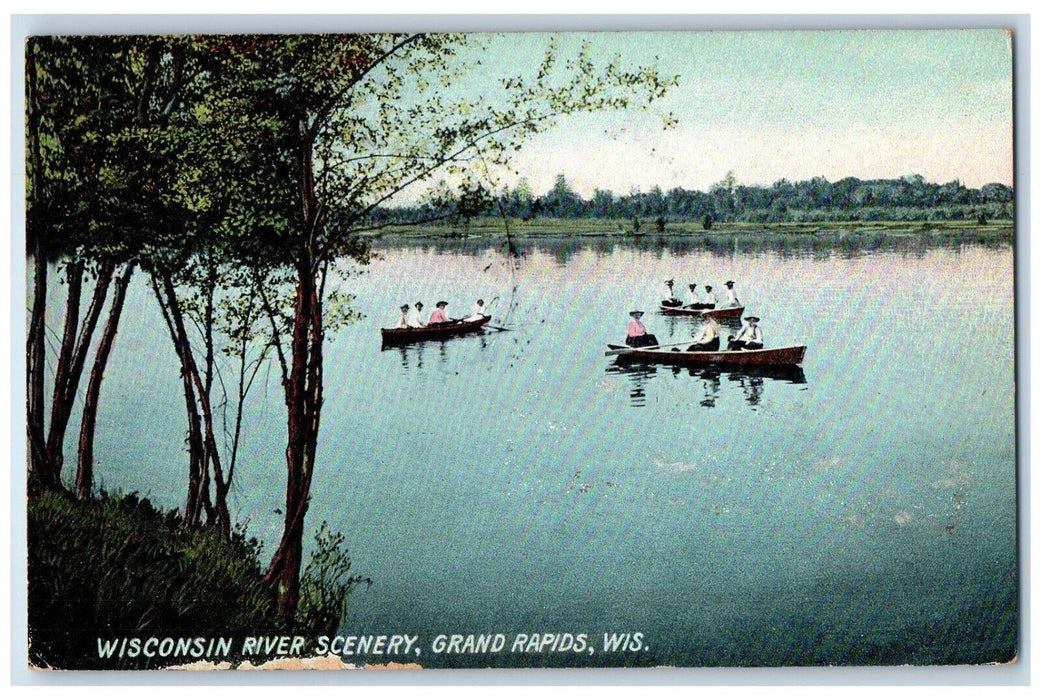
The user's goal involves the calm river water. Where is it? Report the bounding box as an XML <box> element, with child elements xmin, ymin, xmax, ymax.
<box><xmin>88</xmin><ymin>231</ymin><xmax>1017</xmax><ymax>667</ymax></box>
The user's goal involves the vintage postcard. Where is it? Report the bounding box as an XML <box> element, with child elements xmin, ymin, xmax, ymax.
<box><xmin>19</xmin><ymin>22</ymin><xmax>1018</xmax><ymax>676</ymax></box>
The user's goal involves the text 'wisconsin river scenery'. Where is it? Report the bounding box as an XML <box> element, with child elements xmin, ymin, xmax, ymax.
<box><xmin>21</xmin><ymin>27</ymin><xmax>1017</xmax><ymax>673</ymax></box>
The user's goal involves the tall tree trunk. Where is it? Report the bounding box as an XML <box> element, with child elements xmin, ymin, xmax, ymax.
<box><xmin>27</xmin><ymin>250</ymin><xmax>49</xmax><ymax>481</ymax></box>
<box><xmin>41</xmin><ymin>261</ymin><xmax>83</xmax><ymax>488</ymax></box>
<box><xmin>266</xmin><ymin>118</ymin><xmax>329</xmax><ymax>620</ymax></box>
<box><xmin>151</xmin><ymin>270</ymin><xmax>208</xmax><ymax>526</ymax></box>
<box><xmin>197</xmin><ymin>253</ymin><xmax>232</xmax><ymax>535</ymax></box>
<box><xmin>265</xmin><ymin>120</ymin><xmax>312</xmax><ymax>620</ymax></box>
<box><xmin>25</xmin><ymin>44</ymin><xmax>48</xmax><ymax>482</ymax></box>
<box><xmin>265</xmin><ymin>260</ymin><xmax>319</xmax><ymax>620</ymax></box>
<box><xmin>220</xmin><ymin>284</ymin><xmax>268</xmax><ymax>540</ymax></box>
<box><xmin>182</xmin><ymin>312</ymin><xmax>230</xmax><ymax>535</ymax></box>
<box><xmin>152</xmin><ymin>269</ymin><xmax>232</xmax><ymax>532</ymax></box>
<box><xmin>43</xmin><ymin>260</ymin><xmax>114</xmax><ymax>489</ymax></box>
<box><xmin>75</xmin><ymin>261</ymin><xmax>136</xmax><ymax>498</ymax></box>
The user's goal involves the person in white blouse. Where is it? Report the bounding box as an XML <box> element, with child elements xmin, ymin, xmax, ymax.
<box><xmin>688</xmin><ymin>315</ymin><xmax>720</xmax><ymax>351</ymax></box>
<box><xmin>728</xmin><ymin>316</ymin><xmax>763</xmax><ymax>350</ymax></box>
<box><xmin>702</xmin><ymin>285</ymin><xmax>718</xmax><ymax>308</ymax></box>
<box><xmin>465</xmin><ymin>298</ymin><xmax>487</xmax><ymax>321</ymax></box>
<box><xmin>723</xmin><ymin>280</ymin><xmax>740</xmax><ymax>308</ymax></box>
<box><xmin>662</xmin><ymin>279</ymin><xmax>683</xmax><ymax>308</ymax></box>
<box><xmin>394</xmin><ymin>304</ymin><xmax>410</xmax><ymax>329</ymax></box>
<box><xmin>407</xmin><ymin>301</ymin><xmax>426</xmax><ymax>328</ymax></box>
<box><xmin>685</xmin><ymin>284</ymin><xmax>702</xmax><ymax>309</ymax></box>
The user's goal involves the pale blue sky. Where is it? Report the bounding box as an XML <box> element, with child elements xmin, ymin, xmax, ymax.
<box><xmin>465</xmin><ymin>29</ymin><xmax>1014</xmax><ymax>197</ymax></box>
<box><xmin>8</xmin><ymin>19</ymin><xmax>1016</xmax><ymax>202</ymax></box>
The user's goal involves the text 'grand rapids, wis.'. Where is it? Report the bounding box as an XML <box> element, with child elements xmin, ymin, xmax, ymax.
<box><xmin>95</xmin><ymin>632</ymin><xmax>649</xmax><ymax>662</ymax></box>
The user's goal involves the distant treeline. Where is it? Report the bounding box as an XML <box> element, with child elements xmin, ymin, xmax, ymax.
<box><xmin>375</xmin><ymin>173</ymin><xmax>1014</xmax><ymax>227</ymax></box>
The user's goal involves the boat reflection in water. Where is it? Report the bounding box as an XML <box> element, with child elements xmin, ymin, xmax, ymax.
<box><xmin>384</xmin><ymin>334</ymin><xmax>490</xmax><ymax>372</ymax></box>
<box><xmin>606</xmin><ymin>358</ymin><xmax>806</xmax><ymax>408</ymax></box>
<box><xmin>607</xmin><ymin>362</ymin><xmax>656</xmax><ymax>407</ymax></box>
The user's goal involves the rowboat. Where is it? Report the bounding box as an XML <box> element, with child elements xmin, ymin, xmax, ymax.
<box><xmin>659</xmin><ymin>304</ymin><xmax>745</xmax><ymax>319</ymax></box>
<box><xmin>606</xmin><ymin>343</ymin><xmax>806</xmax><ymax>367</ymax></box>
<box><xmin>381</xmin><ymin>315</ymin><xmax>491</xmax><ymax>345</ymax></box>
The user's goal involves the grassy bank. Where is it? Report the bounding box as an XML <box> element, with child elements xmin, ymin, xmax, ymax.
<box><xmin>366</xmin><ymin>217</ymin><xmax>1015</xmax><ymax>240</ymax></box>
<box><xmin>27</xmin><ymin>486</ymin><xmax>361</xmax><ymax>670</ymax></box>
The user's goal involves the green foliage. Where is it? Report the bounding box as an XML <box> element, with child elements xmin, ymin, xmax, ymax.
<box><xmin>386</xmin><ymin>173</ymin><xmax>1013</xmax><ymax>227</ymax></box>
<box><xmin>27</xmin><ymin>486</ymin><xmax>282</xmax><ymax>669</ymax></box>
<box><xmin>26</xmin><ymin>36</ymin><xmax>234</xmax><ymax>264</ymax></box>
<box><xmin>295</xmin><ymin>522</ymin><xmax>370</xmax><ymax>636</ymax></box>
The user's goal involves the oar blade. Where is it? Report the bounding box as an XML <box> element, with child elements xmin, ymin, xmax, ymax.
<box><xmin>606</xmin><ymin>338</ymin><xmax>696</xmax><ymax>355</ymax></box>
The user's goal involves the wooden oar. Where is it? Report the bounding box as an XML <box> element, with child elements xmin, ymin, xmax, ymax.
<box><xmin>450</xmin><ymin>315</ymin><xmax>511</xmax><ymax>332</ymax></box>
<box><xmin>605</xmin><ymin>339</ymin><xmax>694</xmax><ymax>356</ymax></box>
<box><xmin>477</xmin><ymin>314</ymin><xmax>511</xmax><ymax>332</ymax></box>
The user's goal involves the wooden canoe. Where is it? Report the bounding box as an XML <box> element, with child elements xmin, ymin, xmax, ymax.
<box><xmin>659</xmin><ymin>304</ymin><xmax>745</xmax><ymax>319</ymax></box>
<box><xmin>607</xmin><ymin>343</ymin><xmax>806</xmax><ymax>367</ymax></box>
<box><xmin>381</xmin><ymin>315</ymin><xmax>491</xmax><ymax>345</ymax></box>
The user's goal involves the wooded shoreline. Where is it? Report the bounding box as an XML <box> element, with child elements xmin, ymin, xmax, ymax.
<box><xmin>365</xmin><ymin>217</ymin><xmax>1015</xmax><ymax>240</ymax></box>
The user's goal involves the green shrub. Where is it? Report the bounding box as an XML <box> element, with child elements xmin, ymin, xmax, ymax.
<box><xmin>28</xmin><ymin>486</ymin><xmax>365</xmax><ymax>669</ymax></box>
<box><xmin>28</xmin><ymin>487</ymin><xmax>281</xmax><ymax>668</ymax></box>
<box><xmin>295</xmin><ymin>521</ymin><xmax>370</xmax><ymax>636</ymax></box>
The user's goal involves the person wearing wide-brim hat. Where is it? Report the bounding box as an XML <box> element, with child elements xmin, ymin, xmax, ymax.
<box><xmin>728</xmin><ymin>315</ymin><xmax>763</xmax><ymax>351</ymax></box>
<box><xmin>661</xmin><ymin>279</ymin><xmax>682</xmax><ymax>308</ymax></box>
<box><xmin>625</xmin><ymin>310</ymin><xmax>659</xmax><ymax>348</ymax></box>
<box><xmin>688</xmin><ymin>314</ymin><xmax>721</xmax><ymax>352</ymax></box>
<box><xmin>407</xmin><ymin>301</ymin><xmax>426</xmax><ymax>328</ymax></box>
<box><xmin>723</xmin><ymin>279</ymin><xmax>741</xmax><ymax>309</ymax></box>
<box><xmin>702</xmin><ymin>285</ymin><xmax>718</xmax><ymax>309</ymax></box>
<box><xmin>428</xmin><ymin>300</ymin><xmax>451</xmax><ymax>326</ymax></box>
<box><xmin>465</xmin><ymin>298</ymin><xmax>487</xmax><ymax>322</ymax></box>
<box><xmin>395</xmin><ymin>303</ymin><xmax>411</xmax><ymax>329</ymax></box>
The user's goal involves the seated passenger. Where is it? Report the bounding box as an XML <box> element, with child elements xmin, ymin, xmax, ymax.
<box><xmin>685</xmin><ymin>283</ymin><xmax>701</xmax><ymax>308</ymax></box>
<box><xmin>465</xmin><ymin>298</ymin><xmax>487</xmax><ymax>322</ymax></box>
<box><xmin>395</xmin><ymin>304</ymin><xmax>410</xmax><ymax>329</ymax></box>
<box><xmin>407</xmin><ymin>301</ymin><xmax>426</xmax><ymax>328</ymax></box>
<box><xmin>727</xmin><ymin>315</ymin><xmax>764</xmax><ymax>350</ymax></box>
<box><xmin>702</xmin><ymin>285</ymin><xmax>718</xmax><ymax>309</ymax></box>
<box><xmin>428</xmin><ymin>300</ymin><xmax>451</xmax><ymax>326</ymax></box>
<box><xmin>625</xmin><ymin>310</ymin><xmax>659</xmax><ymax>348</ymax></box>
<box><xmin>688</xmin><ymin>316</ymin><xmax>721</xmax><ymax>351</ymax></box>
<box><xmin>661</xmin><ymin>279</ymin><xmax>683</xmax><ymax>307</ymax></box>
<box><xmin>723</xmin><ymin>280</ymin><xmax>741</xmax><ymax>308</ymax></box>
